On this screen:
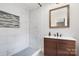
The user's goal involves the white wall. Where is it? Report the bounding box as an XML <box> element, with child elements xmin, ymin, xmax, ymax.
<box><xmin>29</xmin><ymin>3</ymin><xmax>79</xmax><ymax>55</ymax></box>
<box><xmin>0</xmin><ymin>3</ymin><xmax>29</xmax><ymax>56</ymax></box>
<box><xmin>29</xmin><ymin>8</ymin><xmax>42</xmax><ymax>49</ymax></box>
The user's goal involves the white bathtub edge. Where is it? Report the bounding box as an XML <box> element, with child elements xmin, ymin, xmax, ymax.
<box><xmin>32</xmin><ymin>48</ymin><xmax>41</xmax><ymax>56</ymax></box>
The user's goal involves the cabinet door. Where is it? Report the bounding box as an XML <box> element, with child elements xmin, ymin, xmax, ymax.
<box><xmin>44</xmin><ymin>38</ymin><xmax>57</xmax><ymax>56</ymax></box>
<box><xmin>57</xmin><ymin>39</ymin><xmax>75</xmax><ymax>56</ymax></box>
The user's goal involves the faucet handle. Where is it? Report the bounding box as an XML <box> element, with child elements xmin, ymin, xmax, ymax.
<box><xmin>48</xmin><ymin>32</ymin><xmax>51</xmax><ymax>36</ymax></box>
<box><xmin>60</xmin><ymin>34</ymin><xmax>62</xmax><ymax>37</ymax></box>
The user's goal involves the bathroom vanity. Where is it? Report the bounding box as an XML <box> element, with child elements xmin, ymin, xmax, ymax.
<box><xmin>44</xmin><ymin>36</ymin><xmax>76</xmax><ymax>56</ymax></box>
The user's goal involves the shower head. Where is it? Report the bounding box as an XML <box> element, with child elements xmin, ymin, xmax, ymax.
<box><xmin>38</xmin><ymin>3</ymin><xmax>42</xmax><ymax>7</ymax></box>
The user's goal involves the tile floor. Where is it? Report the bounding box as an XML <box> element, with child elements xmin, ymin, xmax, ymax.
<box><xmin>12</xmin><ymin>47</ymin><xmax>44</xmax><ymax>56</ymax></box>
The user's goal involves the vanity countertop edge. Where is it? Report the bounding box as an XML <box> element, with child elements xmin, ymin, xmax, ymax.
<box><xmin>44</xmin><ymin>36</ymin><xmax>76</xmax><ymax>41</ymax></box>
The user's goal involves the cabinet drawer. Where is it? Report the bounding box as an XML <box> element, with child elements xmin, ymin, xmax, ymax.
<box><xmin>58</xmin><ymin>49</ymin><xmax>75</xmax><ymax>56</ymax></box>
<box><xmin>57</xmin><ymin>40</ymin><xmax>75</xmax><ymax>56</ymax></box>
<box><xmin>44</xmin><ymin>42</ymin><xmax>56</xmax><ymax>49</ymax></box>
<box><xmin>57</xmin><ymin>50</ymin><xmax>69</xmax><ymax>56</ymax></box>
<box><xmin>58</xmin><ymin>40</ymin><xmax>75</xmax><ymax>48</ymax></box>
<box><xmin>44</xmin><ymin>38</ymin><xmax>75</xmax><ymax>56</ymax></box>
<box><xmin>44</xmin><ymin>38</ymin><xmax>57</xmax><ymax>48</ymax></box>
<box><xmin>58</xmin><ymin>44</ymin><xmax>75</xmax><ymax>48</ymax></box>
<box><xmin>44</xmin><ymin>48</ymin><xmax>56</xmax><ymax>56</ymax></box>
<box><xmin>58</xmin><ymin>39</ymin><xmax>75</xmax><ymax>45</ymax></box>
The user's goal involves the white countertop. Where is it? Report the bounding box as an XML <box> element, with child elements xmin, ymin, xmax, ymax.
<box><xmin>44</xmin><ymin>36</ymin><xmax>76</xmax><ymax>40</ymax></box>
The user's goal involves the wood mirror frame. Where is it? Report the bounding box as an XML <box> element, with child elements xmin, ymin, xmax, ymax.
<box><xmin>49</xmin><ymin>5</ymin><xmax>70</xmax><ymax>28</ymax></box>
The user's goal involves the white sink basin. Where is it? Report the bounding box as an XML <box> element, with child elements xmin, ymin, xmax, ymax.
<box><xmin>44</xmin><ymin>36</ymin><xmax>76</xmax><ymax>40</ymax></box>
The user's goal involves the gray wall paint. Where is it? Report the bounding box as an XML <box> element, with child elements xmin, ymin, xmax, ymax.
<box><xmin>29</xmin><ymin>8</ymin><xmax>42</xmax><ymax>49</ymax></box>
<box><xmin>0</xmin><ymin>3</ymin><xmax>29</xmax><ymax>55</ymax></box>
<box><xmin>29</xmin><ymin>3</ymin><xmax>79</xmax><ymax>55</ymax></box>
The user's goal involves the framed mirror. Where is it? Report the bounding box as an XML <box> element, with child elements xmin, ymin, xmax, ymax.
<box><xmin>49</xmin><ymin>5</ymin><xmax>70</xmax><ymax>28</ymax></box>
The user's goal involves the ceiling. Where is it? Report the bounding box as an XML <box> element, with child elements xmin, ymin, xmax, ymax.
<box><xmin>18</xmin><ymin>3</ymin><xmax>51</xmax><ymax>10</ymax></box>
<box><xmin>9</xmin><ymin>3</ymin><xmax>51</xmax><ymax>10</ymax></box>
<box><xmin>0</xmin><ymin>3</ymin><xmax>52</xmax><ymax>11</ymax></box>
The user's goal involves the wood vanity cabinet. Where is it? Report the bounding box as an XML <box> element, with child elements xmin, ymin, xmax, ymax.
<box><xmin>44</xmin><ymin>38</ymin><xmax>75</xmax><ymax>56</ymax></box>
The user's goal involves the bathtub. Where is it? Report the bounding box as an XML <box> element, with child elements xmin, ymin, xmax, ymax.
<box><xmin>13</xmin><ymin>47</ymin><xmax>43</xmax><ymax>56</ymax></box>
<box><xmin>32</xmin><ymin>48</ymin><xmax>42</xmax><ymax>56</ymax></box>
